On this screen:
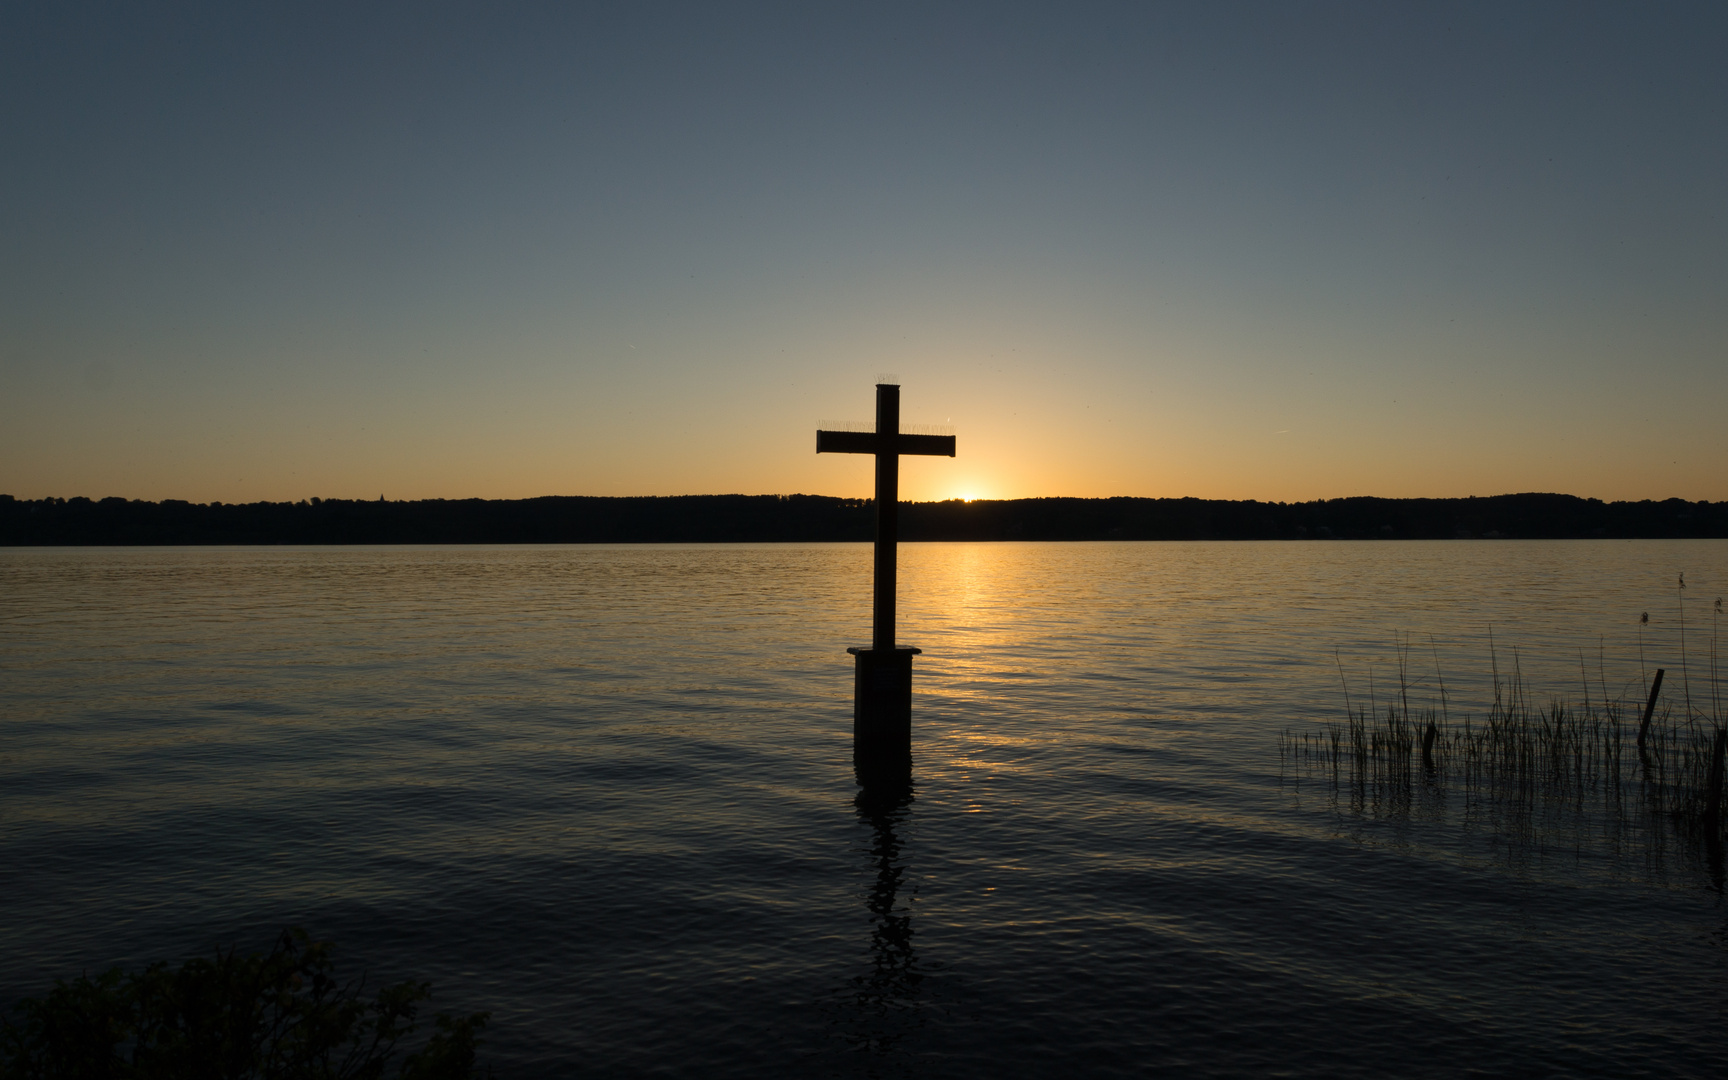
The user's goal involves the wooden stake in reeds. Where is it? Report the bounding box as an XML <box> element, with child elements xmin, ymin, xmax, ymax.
<box><xmin>1638</xmin><ymin>668</ymin><xmax>1665</xmax><ymax>751</ymax></box>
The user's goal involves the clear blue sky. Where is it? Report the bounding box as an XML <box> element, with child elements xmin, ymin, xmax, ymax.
<box><xmin>3</xmin><ymin>1</ymin><xmax>1724</xmax><ymax>503</ymax></box>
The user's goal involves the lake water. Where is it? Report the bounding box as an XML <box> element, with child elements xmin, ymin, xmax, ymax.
<box><xmin>3</xmin><ymin>541</ymin><xmax>1727</xmax><ymax>1078</ymax></box>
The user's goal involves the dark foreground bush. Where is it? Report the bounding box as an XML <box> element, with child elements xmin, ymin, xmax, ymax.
<box><xmin>0</xmin><ymin>928</ymin><xmax>488</xmax><ymax>1080</ymax></box>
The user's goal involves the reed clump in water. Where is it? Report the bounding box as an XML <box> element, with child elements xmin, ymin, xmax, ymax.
<box><xmin>1282</xmin><ymin>613</ymin><xmax>1728</xmax><ymax>854</ymax></box>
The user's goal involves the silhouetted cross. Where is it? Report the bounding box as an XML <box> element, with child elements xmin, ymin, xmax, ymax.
<box><xmin>817</xmin><ymin>382</ymin><xmax>956</xmax><ymax>652</ymax></box>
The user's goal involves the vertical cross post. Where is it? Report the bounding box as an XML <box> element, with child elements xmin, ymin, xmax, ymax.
<box><xmin>816</xmin><ymin>382</ymin><xmax>955</xmax><ymax>778</ymax></box>
<box><xmin>873</xmin><ymin>382</ymin><xmax>899</xmax><ymax>652</ymax></box>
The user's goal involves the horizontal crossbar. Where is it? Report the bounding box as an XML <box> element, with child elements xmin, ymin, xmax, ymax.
<box><xmin>816</xmin><ymin>430</ymin><xmax>956</xmax><ymax>457</ymax></box>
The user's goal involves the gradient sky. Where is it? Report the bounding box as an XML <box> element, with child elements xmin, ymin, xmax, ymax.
<box><xmin>3</xmin><ymin>1</ymin><xmax>1724</xmax><ymax>504</ymax></box>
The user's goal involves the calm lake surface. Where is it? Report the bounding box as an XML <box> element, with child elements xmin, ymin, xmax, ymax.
<box><xmin>4</xmin><ymin>541</ymin><xmax>1728</xmax><ymax>1077</ymax></box>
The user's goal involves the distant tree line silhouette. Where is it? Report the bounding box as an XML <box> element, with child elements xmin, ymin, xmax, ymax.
<box><xmin>3</xmin><ymin>492</ymin><xmax>1723</xmax><ymax>545</ymax></box>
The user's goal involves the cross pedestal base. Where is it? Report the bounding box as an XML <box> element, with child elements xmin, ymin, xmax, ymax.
<box><xmin>847</xmin><ymin>646</ymin><xmax>920</xmax><ymax>780</ymax></box>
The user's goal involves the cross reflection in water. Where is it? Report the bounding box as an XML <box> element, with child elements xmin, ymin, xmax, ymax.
<box><xmin>833</xmin><ymin>774</ymin><xmax>926</xmax><ymax>1066</ymax></box>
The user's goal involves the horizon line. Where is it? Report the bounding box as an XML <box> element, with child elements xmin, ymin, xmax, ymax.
<box><xmin>4</xmin><ymin>491</ymin><xmax>1723</xmax><ymax>508</ymax></box>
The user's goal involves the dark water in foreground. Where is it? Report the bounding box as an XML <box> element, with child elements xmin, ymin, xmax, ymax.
<box><xmin>4</xmin><ymin>541</ymin><xmax>1728</xmax><ymax>1077</ymax></box>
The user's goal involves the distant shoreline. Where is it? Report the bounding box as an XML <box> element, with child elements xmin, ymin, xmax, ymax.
<box><xmin>3</xmin><ymin>493</ymin><xmax>1725</xmax><ymax>545</ymax></box>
